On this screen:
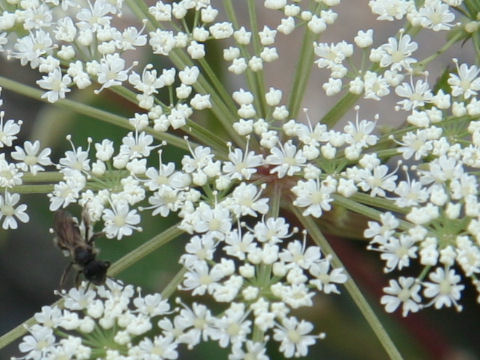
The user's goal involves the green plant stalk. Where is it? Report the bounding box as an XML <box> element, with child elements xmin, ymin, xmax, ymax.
<box><xmin>185</xmin><ymin>119</ymin><xmax>230</xmax><ymax>157</ymax></box>
<box><xmin>289</xmin><ymin>205</ymin><xmax>403</xmax><ymax>360</ymax></box>
<box><xmin>269</xmin><ymin>182</ymin><xmax>281</xmax><ymax>218</ymax></box>
<box><xmin>20</xmin><ymin>172</ymin><xmax>64</xmax><ymax>183</ymax></box>
<box><xmin>0</xmin><ymin>224</ymin><xmax>184</xmax><ymax>349</ymax></box>
<box><xmin>333</xmin><ymin>194</ymin><xmax>412</xmax><ymax>231</ymax></box>
<box><xmin>246</xmin><ymin>0</ymin><xmax>268</xmax><ymax>117</ymax></box>
<box><xmin>108</xmin><ymin>224</ymin><xmax>184</xmax><ymax>276</ymax></box>
<box><xmin>415</xmin><ymin>30</ymin><xmax>464</xmax><ymax>70</ymax></box>
<box><xmin>168</xmin><ymin>48</ymin><xmax>246</xmax><ymax>147</ymax></box>
<box><xmin>0</xmin><ymin>76</ymin><xmax>188</xmax><ymax>151</ymax></box>
<box><xmin>223</xmin><ymin>0</ymin><xmax>264</xmax><ymax>118</ymax></box>
<box><xmin>349</xmin><ymin>192</ymin><xmax>408</xmax><ymax>215</ymax></box>
<box><xmin>320</xmin><ymin>92</ymin><xmax>361</xmax><ymax>128</ymax></box>
<box><xmin>287</xmin><ymin>26</ymin><xmax>319</xmax><ymax>120</ymax></box>
<box><xmin>197</xmin><ymin>56</ymin><xmax>241</xmax><ymax>115</ymax></box>
<box><xmin>161</xmin><ymin>267</ymin><xmax>187</xmax><ymax>299</ymax></box>
<box><xmin>6</xmin><ymin>184</ymin><xmax>54</xmax><ymax>194</ymax></box>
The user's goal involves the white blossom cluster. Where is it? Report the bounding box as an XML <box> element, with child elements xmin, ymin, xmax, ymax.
<box><xmin>363</xmin><ymin>105</ymin><xmax>480</xmax><ymax>316</ymax></box>
<box><xmin>0</xmin><ymin>88</ymin><xmax>51</xmax><ymax>229</ymax></box>
<box><xmin>3</xmin><ymin>0</ymin><xmax>480</xmax><ymax>358</ymax></box>
<box><xmin>14</xmin><ymin>280</ymin><xmax>175</xmax><ymax>360</ymax></box>
<box><xmin>178</xmin><ymin>215</ymin><xmax>348</xmax><ymax>357</ymax></box>
<box><xmin>13</xmin><ymin>257</ymin><xmax>344</xmax><ymax>360</ymax></box>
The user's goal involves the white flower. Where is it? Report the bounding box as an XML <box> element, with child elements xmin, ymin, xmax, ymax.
<box><xmin>344</xmin><ymin>113</ymin><xmax>378</xmax><ymax>149</ymax></box>
<box><xmin>423</xmin><ymin>267</ymin><xmax>464</xmax><ymax>311</ymax></box>
<box><xmin>378</xmin><ymin>33</ymin><xmax>417</xmax><ymax>72</ymax></box>
<box><xmin>180</xmin><ymin>233</ymin><xmax>217</xmax><ymax>267</ymax></box>
<box><xmin>95</xmin><ymin>53</ymin><xmax>131</xmax><ymax>92</ymax></box>
<box><xmin>0</xmin><ymin>153</ymin><xmax>23</xmax><ymax>188</ymax></box>
<box><xmin>11</xmin><ymin>140</ymin><xmax>52</xmax><ymax>175</ymax></box>
<box><xmin>378</xmin><ymin>234</ymin><xmax>418</xmax><ymax>272</ymax></box>
<box><xmin>381</xmin><ymin>277</ymin><xmax>422</xmax><ymax>317</ymax></box>
<box><xmin>36</xmin><ymin>68</ymin><xmax>72</xmax><ymax>103</ymax></box>
<box><xmin>102</xmin><ymin>200</ymin><xmax>141</xmax><ymax>239</ymax></box>
<box><xmin>34</xmin><ymin>306</ymin><xmax>63</xmax><ymax>329</ymax></box>
<box><xmin>266</xmin><ymin>140</ymin><xmax>306</xmax><ymax>178</ymax></box>
<box><xmin>224</xmin><ymin>229</ymin><xmax>257</xmax><ymax>260</ymax></box>
<box><xmin>363</xmin><ymin>71</ymin><xmax>390</xmax><ymax>100</ymax></box>
<box><xmin>229</xmin><ymin>340</ymin><xmax>268</xmax><ymax>360</ymax></box>
<box><xmin>13</xmin><ymin>30</ymin><xmax>53</xmax><ymax>68</ymax></box>
<box><xmin>223</xmin><ymin>144</ymin><xmax>263</xmax><ymax>181</ymax></box>
<box><xmin>354</xmin><ymin>29</ymin><xmax>373</xmax><ymax>48</ymax></box>
<box><xmin>273</xmin><ymin>317</ymin><xmax>320</xmax><ymax>358</ymax></box>
<box><xmin>292</xmin><ymin>177</ymin><xmax>336</xmax><ymax>218</ymax></box>
<box><xmin>18</xmin><ymin>325</ymin><xmax>55</xmax><ymax>360</ymax></box>
<box><xmin>356</xmin><ymin>164</ymin><xmax>397</xmax><ymax>198</ymax></box>
<box><xmin>226</xmin><ymin>183</ymin><xmax>269</xmax><ymax>217</ymax></box>
<box><xmin>415</xmin><ymin>0</ymin><xmax>455</xmax><ymax>31</ymax></box>
<box><xmin>448</xmin><ymin>61</ymin><xmax>480</xmax><ymax>99</ymax></box>
<box><xmin>176</xmin><ymin>302</ymin><xmax>215</xmax><ymax>349</ymax></box>
<box><xmin>181</xmin><ymin>260</ymin><xmax>224</xmax><ymax>296</ymax></box>
<box><xmin>59</xmin><ymin>138</ymin><xmax>91</xmax><ymax>173</ymax></box>
<box><xmin>395</xmin><ymin>78</ymin><xmax>433</xmax><ymax>111</ymax></box>
<box><xmin>48</xmin><ymin>172</ymin><xmax>86</xmax><ymax>211</ymax></box>
<box><xmin>0</xmin><ymin>112</ymin><xmax>21</xmax><ymax>147</ymax></box>
<box><xmin>280</xmin><ymin>239</ymin><xmax>321</xmax><ymax>270</ymax></box>
<box><xmin>0</xmin><ymin>191</ymin><xmax>29</xmax><ymax>229</ymax></box>
<box><xmin>309</xmin><ymin>259</ymin><xmax>348</xmax><ymax>294</ymax></box>
<box><xmin>209</xmin><ymin>303</ymin><xmax>251</xmax><ymax>348</ymax></box>
<box><xmin>253</xmin><ymin>217</ymin><xmax>290</xmax><ymax>244</ymax></box>
<box><xmin>369</xmin><ymin>0</ymin><xmax>412</xmax><ymax>21</ymax></box>
<box><xmin>131</xmin><ymin>335</ymin><xmax>178</xmax><ymax>359</ymax></box>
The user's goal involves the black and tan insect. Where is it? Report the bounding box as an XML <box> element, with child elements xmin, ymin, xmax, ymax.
<box><xmin>53</xmin><ymin>209</ymin><xmax>110</xmax><ymax>287</ymax></box>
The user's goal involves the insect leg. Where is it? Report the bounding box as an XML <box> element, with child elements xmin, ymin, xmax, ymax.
<box><xmin>87</xmin><ymin>231</ymin><xmax>105</xmax><ymax>245</ymax></box>
<box><xmin>60</xmin><ymin>262</ymin><xmax>73</xmax><ymax>289</ymax></box>
<box><xmin>74</xmin><ymin>270</ymin><xmax>83</xmax><ymax>288</ymax></box>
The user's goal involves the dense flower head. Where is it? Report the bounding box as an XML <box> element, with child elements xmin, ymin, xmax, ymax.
<box><xmin>3</xmin><ymin>0</ymin><xmax>480</xmax><ymax>358</ymax></box>
<box><xmin>13</xmin><ymin>273</ymin><xmax>339</xmax><ymax>360</ymax></box>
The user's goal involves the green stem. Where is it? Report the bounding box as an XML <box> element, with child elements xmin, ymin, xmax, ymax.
<box><xmin>246</xmin><ymin>0</ymin><xmax>268</xmax><ymax>118</ymax></box>
<box><xmin>186</xmin><ymin>119</ymin><xmax>229</xmax><ymax>157</ymax></box>
<box><xmin>333</xmin><ymin>194</ymin><xmax>412</xmax><ymax>231</ymax></box>
<box><xmin>108</xmin><ymin>224</ymin><xmax>183</xmax><ymax>276</ymax></box>
<box><xmin>197</xmin><ymin>56</ymin><xmax>239</xmax><ymax>117</ymax></box>
<box><xmin>289</xmin><ymin>205</ymin><xmax>403</xmax><ymax>360</ymax></box>
<box><xmin>168</xmin><ymin>48</ymin><xmax>245</xmax><ymax>147</ymax></box>
<box><xmin>320</xmin><ymin>92</ymin><xmax>361</xmax><ymax>128</ymax></box>
<box><xmin>223</xmin><ymin>0</ymin><xmax>263</xmax><ymax>116</ymax></box>
<box><xmin>161</xmin><ymin>267</ymin><xmax>187</xmax><ymax>299</ymax></box>
<box><xmin>6</xmin><ymin>184</ymin><xmax>54</xmax><ymax>194</ymax></box>
<box><xmin>20</xmin><ymin>172</ymin><xmax>64</xmax><ymax>183</ymax></box>
<box><xmin>269</xmin><ymin>181</ymin><xmax>281</xmax><ymax>218</ymax></box>
<box><xmin>415</xmin><ymin>30</ymin><xmax>464</xmax><ymax>70</ymax></box>
<box><xmin>349</xmin><ymin>192</ymin><xmax>408</xmax><ymax>214</ymax></box>
<box><xmin>0</xmin><ymin>295</ymin><xmax>64</xmax><ymax>350</ymax></box>
<box><xmin>287</xmin><ymin>25</ymin><xmax>319</xmax><ymax>119</ymax></box>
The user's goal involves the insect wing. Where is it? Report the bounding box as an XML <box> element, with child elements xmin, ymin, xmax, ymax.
<box><xmin>53</xmin><ymin>210</ymin><xmax>84</xmax><ymax>255</ymax></box>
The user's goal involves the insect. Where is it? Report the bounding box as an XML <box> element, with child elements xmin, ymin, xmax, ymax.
<box><xmin>53</xmin><ymin>209</ymin><xmax>110</xmax><ymax>287</ymax></box>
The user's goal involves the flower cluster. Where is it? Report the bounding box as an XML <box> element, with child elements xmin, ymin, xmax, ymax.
<box><xmin>178</xmin><ymin>215</ymin><xmax>347</xmax><ymax>355</ymax></box>
<box><xmin>14</xmin><ymin>257</ymin><xmax>343</xmax><ymax>360</ymax></box>
<box><xmin>0</xmin><ymin>89</ymin><xmax>50</xmax><ymax>229</ymax></box>
<box><xmin>2</xmin><ymin>0</ymin><xmax>480</xmax><ymax>358</ymax></box>
<box><xmin>14</xmin><ymin>280</ymin><xmax>174</xmax><ymax>360</ymax></box>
